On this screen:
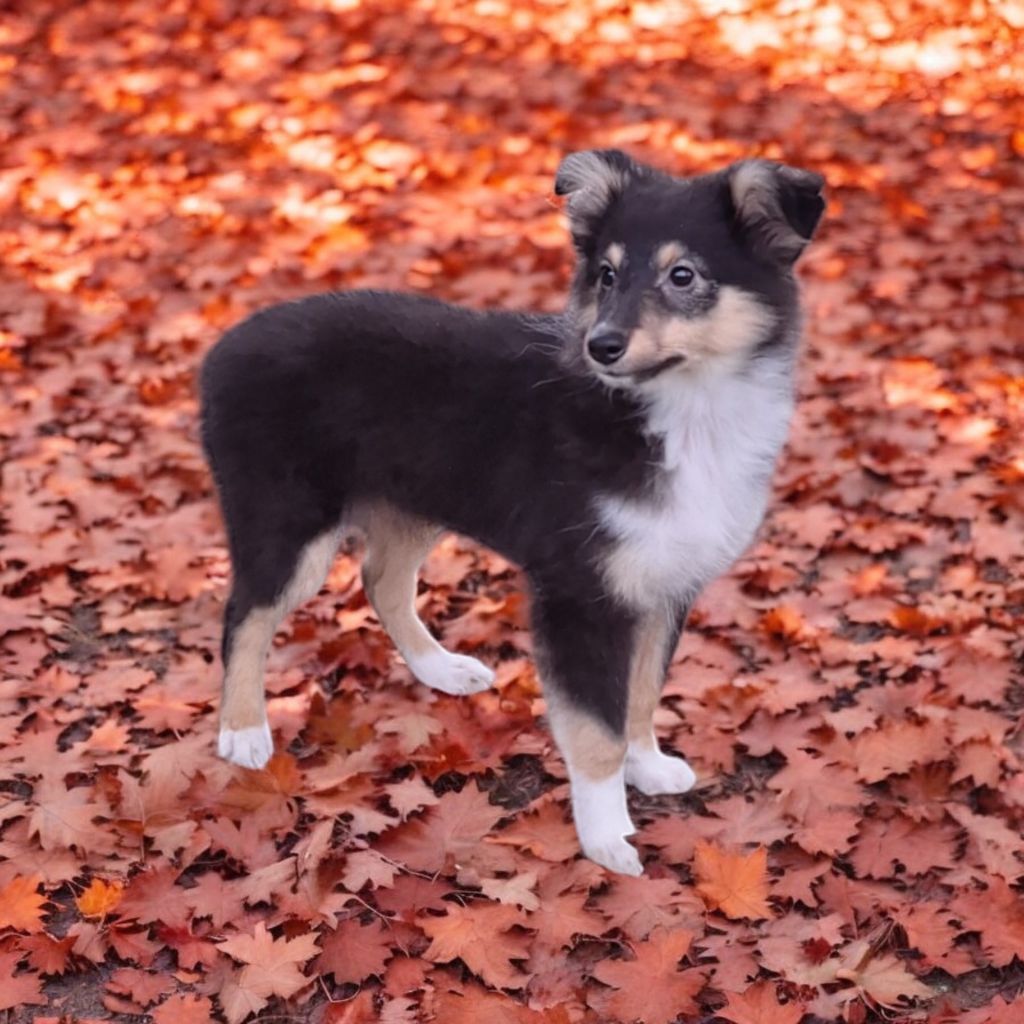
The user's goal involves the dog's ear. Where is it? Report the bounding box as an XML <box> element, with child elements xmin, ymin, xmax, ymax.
<box><xmin>728</xmin><ymin>160</ymin><xmax>825</xmax><ymax>264</ymax></box>
<box><xmin>555</xmin><ymin>149</ymin><xmax>638</xmax><ymax>248</ymax></box>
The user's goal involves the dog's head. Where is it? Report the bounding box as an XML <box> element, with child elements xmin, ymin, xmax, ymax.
<box><xmin>555</xmin><ymin>150</ymin><xmax>825</xmax><ymax>386</ymax></box>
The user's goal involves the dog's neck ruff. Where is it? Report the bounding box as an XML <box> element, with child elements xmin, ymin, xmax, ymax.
<box><xmin>596</xmin><ymin>357</ymin><xmax>794</xmax><ymax>611</ymax></box>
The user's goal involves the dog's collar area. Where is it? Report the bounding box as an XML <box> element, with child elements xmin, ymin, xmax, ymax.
<box><xmin>598</xmin><ymin>355</ymin><xmax>686</xmax><ymax>385</ymax></box>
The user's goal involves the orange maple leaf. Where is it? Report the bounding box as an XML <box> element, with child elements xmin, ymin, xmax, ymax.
<box><xmin>834</xmin><ymin>941</ymin><xmax>932</xmax><ymax>1008</ymax></box>
<box><xmin>590</xmin><ymin>927</ymin><xmax>703</xmax><ymax>1024</ymax></box>
<box><xmin>853</xmin><ymin>719</ymin><xmax>948</xmax><ymax>783</ymax></box>
<box><xmin>222</xmin><ymin>752</ymin><xmax>303</xmax><ymax>814</ymax></box>
<box><xmin>28</xmin><ymin>775</ymin><xmax>111</xmax><ymax>854</ymax></box>
<box><xmin>105</xmin><ymin>965</ymin><xmax>172</xmax><ymax>1010</ymax></box>
<box><xmin>315</xmin><ymin>918</ymin><xmax>394</xmax><ymax>986</ymax></box>
<box><xmin>598</xmin><ymin>874</ymin><xmax>704</xmax><ymax>941</ymax></box>
<box><xmin>759</xmin><ymin>606</ymin><xmax>808</xmax><ymax>642</ymax></box>
<box><xmin>17</xmin><ymin>933</ymin><xmax>75</xmax><ymax>976</ymax></box>
<box><xmin>217</xmin><ymin>922</ymin><xmax>318</xmax><ymax>1015</ymax></box>
<box><xmin>117</xmin><ymin>867</ymin><xmax>186</xmax><ymax>928</ymax></box>
<box><xmin>718</xmin><ymin>982</ymin><xmax>806</xmax><ymax>1024</ymax></box>
<box><xmin>0</xmin><ymin>875</ymin><xmax>47</xmax><ymax>932</ymax></box>
<box><xmin>218</xmin><ymin>974</ymin><xmax>269</xmax><ymax>1024</ymax></box>
<box><xmin>481</xmin><ymin>870</ymin><xmax>541</xmax><ymax>912</ymax></box>
<box><xmin>420</xmin><ymin>902</ymin><xmax>529</xmax><ymax>989</ymax></box>
<box><xmin>488</xmin><ymin>799</ymin><xmax>579</xmax><ymax>862</ymax></box>
<box><xmin>378</xmin><ymin>782</ymin><xmax>507</xmax><ymax>874</ymax></box>
<box><xmin>0</xmin><ymin>950</ymin><xmax>46</xmax><ymax>1011</ymax></box>
<box><xmin>151</xmin><ymin>993</ymin><xmax>215</xmax><ymax>1024</ymax></box>
<box><xmin>434</xmin><ymin>977</ymin><xmax>563</xmax><ymax>1024</ymax></box>
<box><xmin>952</xmin><ymin>878</ymin><xmax>1024</xmax><ymax>967</ymax></box>
<box><xmin>694</xmin><ymin>841</ymin><xmax>773</xmax><ymax>920</ymax></box>
<box><xmin>76</xmin><ymin>878</ymin><xmax>124</xmax><ymax>918</ymax></box>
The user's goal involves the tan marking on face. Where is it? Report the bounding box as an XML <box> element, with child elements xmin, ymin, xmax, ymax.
<box><xmin>604</xmin><ymin>243</ymin><xmax>624</xmax><ymax>270</ymax></box>
<box><xmin>654</xmin><ymin>242</ymin><xmax>685</xmax><ymax>273</ymax></box>
<box><xmin>545</xmin><ymin>692</ymin><xmax>627</xmax><ymax>781</ymax></box>
<box><xmin>617</xmin><ymin>325</ymin><xmax>661</xmax><ymax>368</ymax></box>
<box><xmin>610</xmin><ymin>287</ymin><xmax>775</xmax><ymax>377</ymax></box>
<box><xmin>625</xmin><ymin>612</ymin><xmax>675</xmax><ymax>750</ymax></box>
<box><xmin>660</xmin><ymin>287</ymin><xmax>775</xmax><ymax>363</ymax></box>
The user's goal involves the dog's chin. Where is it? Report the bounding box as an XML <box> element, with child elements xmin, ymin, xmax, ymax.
<box><xmin>591</xmin><ymin>355</ymin><xmax>687</xmax><ymax>388</ymax></box>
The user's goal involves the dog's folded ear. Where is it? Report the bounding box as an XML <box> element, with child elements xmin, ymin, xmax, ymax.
<box><xmin>727</xmin><ymin>160</ymin><xmax>825</xmax><ymax>264</ymax></box>
<box><xmin>555</xmin><ymin>149</ymin><xmax>638</xmax><ymax>249</ymax></box>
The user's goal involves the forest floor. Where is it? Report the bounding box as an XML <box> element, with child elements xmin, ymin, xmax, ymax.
<box><xmin>0</xmin><ymin>0</ymin><xmax>1022</xmax><ymax>1022</ymax></box>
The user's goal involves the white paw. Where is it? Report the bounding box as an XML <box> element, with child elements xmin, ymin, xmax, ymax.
<box><xmin>218</xmin><ymin>721</ymin><xmax>273</xmax><ymax>769</ymax></box>
<box><xmin>583</xmin><ymin>835</ymin><xmax>643</xmax><ymax>876</ymax></box>
<box><xmin>570</xmin><ymin>767</ymin><xmax>641</xmax><ymax>875</ymax></box>
<box><xmin>626</xmin><ymin>747</ymin><xmax>696</xmax><ymax>795</ymax></box>
<box><xmin>408</xmin><ymin>651</ymin><xmax>495</xmax><ymax>696</ymax></box>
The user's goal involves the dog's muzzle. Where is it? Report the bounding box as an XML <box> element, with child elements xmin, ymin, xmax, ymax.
<box><xmin>598</xmin><ymin>354</ymin><xmax>687</xmax><ymax>385</ymax></box>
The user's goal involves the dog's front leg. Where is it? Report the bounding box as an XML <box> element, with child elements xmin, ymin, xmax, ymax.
<box><xmin>549</xmin><ymin>698</ymin><xmax>639</xmax><ymax>875</ymax></box>
<box><xmin>532</xmin><ymin>590</ymin><xmax>641</xmax><ymax>876</ymax></box>
<box><xmin>624</xmin><ymin>606</ymin><xmax>697</xmax><ymax>795</ymax></box>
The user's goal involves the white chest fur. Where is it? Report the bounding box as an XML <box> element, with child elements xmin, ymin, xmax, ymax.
<box><xmin>598</xmin><ymin>367</ymin><xmax>794</xmax><ymax>610</ymax></box>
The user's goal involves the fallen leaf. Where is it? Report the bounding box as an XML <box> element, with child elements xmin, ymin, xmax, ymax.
<box><xmin>420</xmin><ymin>903</ymin><xmax>529</xmax><ymax>989</ymax></box>
<box><xmin>151</xmin><ymin>993</ymin><xmax>216</xmax><ymax>1024</ymax></box>
<box><xmin>315</xmin><ymin>918</ymin><xmax>394</xmax><ymax>985</ymax></box>
<box><xmin>590</xmin><ymin>928</ymin><xmax>703</xmax><ymax>1024</ymax></box>
<box><xmin>0</xmin><ymin>875</ymin><xmax>47</xmax><ymax>931</ymax></box>
<box><xmin>76</xmin><ymin>878</ymin><xmax>124</xmax><ymax>918</ymax></box>
<box><xmin>0</xmin><ymin>950</ymin><xmax>46</xmax><ymax>1011</ymax></box>
<box><xmin>835</xmin><ymin>947</ymin><xmax>932</xmax><ymax>1008</ymax></box>
<box><xmin>718</xmin><ymin>982</ymin><xmax>806</xmax><ymax>1024</ymax></box>
<box><xmin>217</xmin><ymin>922</ymin><xmax>319</xmax><ymax>1001</ymax></box>
<box><xmin>694</xmin><ymin>842</ymin><xmax>773</xmax><ymax>921</ymax></box>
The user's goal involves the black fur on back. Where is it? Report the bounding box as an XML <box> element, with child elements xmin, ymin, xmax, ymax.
<box><xmin>201</xmin><ymin>294</ymin><xmax>659</xmax><ymax>573</ymax></box>
<box><xmin>200</xmin><ymin>294</ymin><xmax>658</xmax><ymax>725</ymax></box>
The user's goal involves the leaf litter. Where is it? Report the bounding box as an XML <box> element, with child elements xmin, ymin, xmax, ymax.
<box><xmin>0</xmin><ymin>0</ymin><xmax>1022</xmax><ymax>1022</ymax></box>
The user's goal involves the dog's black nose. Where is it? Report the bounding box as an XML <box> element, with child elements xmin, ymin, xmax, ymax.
<box><xmin>587</xmin><ymin>329</ymin><xmax>628</xmax><ymax>366</ymax></box>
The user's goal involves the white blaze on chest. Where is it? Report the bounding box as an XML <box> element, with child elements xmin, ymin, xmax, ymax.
<box><xmin>598</xmin><ymin>368</ymin><xmax>793</xmax><ymax>609</ymax></box>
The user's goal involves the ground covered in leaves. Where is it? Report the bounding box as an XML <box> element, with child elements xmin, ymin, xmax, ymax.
<box><xmin>1</xmin><ymin>0</ymin><xmax>1023</xmax><ymax>1022</ymax></box>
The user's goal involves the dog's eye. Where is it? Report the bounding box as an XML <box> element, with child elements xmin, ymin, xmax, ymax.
<box><xmin>598</xmin><ymin>263</ymin><xmax>616</xmax><ymax>290</ymax></box>
<box><xmin>669</xmin><ymin>265</ymin><xmax>695</xmax><ymax>288</ymax></box>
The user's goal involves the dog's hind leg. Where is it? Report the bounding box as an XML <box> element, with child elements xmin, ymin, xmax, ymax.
<box><xmin>360</xmin><ymin>504</ymin><xmax>495</xmax><ymax>696</ymax></box>
<box><xmin>219</xmin><ymin>526</ymin><xmax>340</xmax><ymax>769</ymax></box>
<box><xmin>623</xmin><ymin>607</ymin><xmax>696</xmax><ymax>795</ymax></box>
<box><xmin>531</xmin><ymin>587</ymin><xmax>642</xmax><ymax>876</ymax></box>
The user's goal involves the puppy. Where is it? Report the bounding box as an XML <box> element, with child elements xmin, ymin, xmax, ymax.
<box><xmin>199</xmin><ymin>150</ymin><xmax>824</xmax><ymax>875</ymax></box>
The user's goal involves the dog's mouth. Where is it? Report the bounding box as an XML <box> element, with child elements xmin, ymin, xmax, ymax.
<box><xmin>595</xmin><ymin>355</ymin><xmax>686</xmax><ymax>385</ymax></box>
